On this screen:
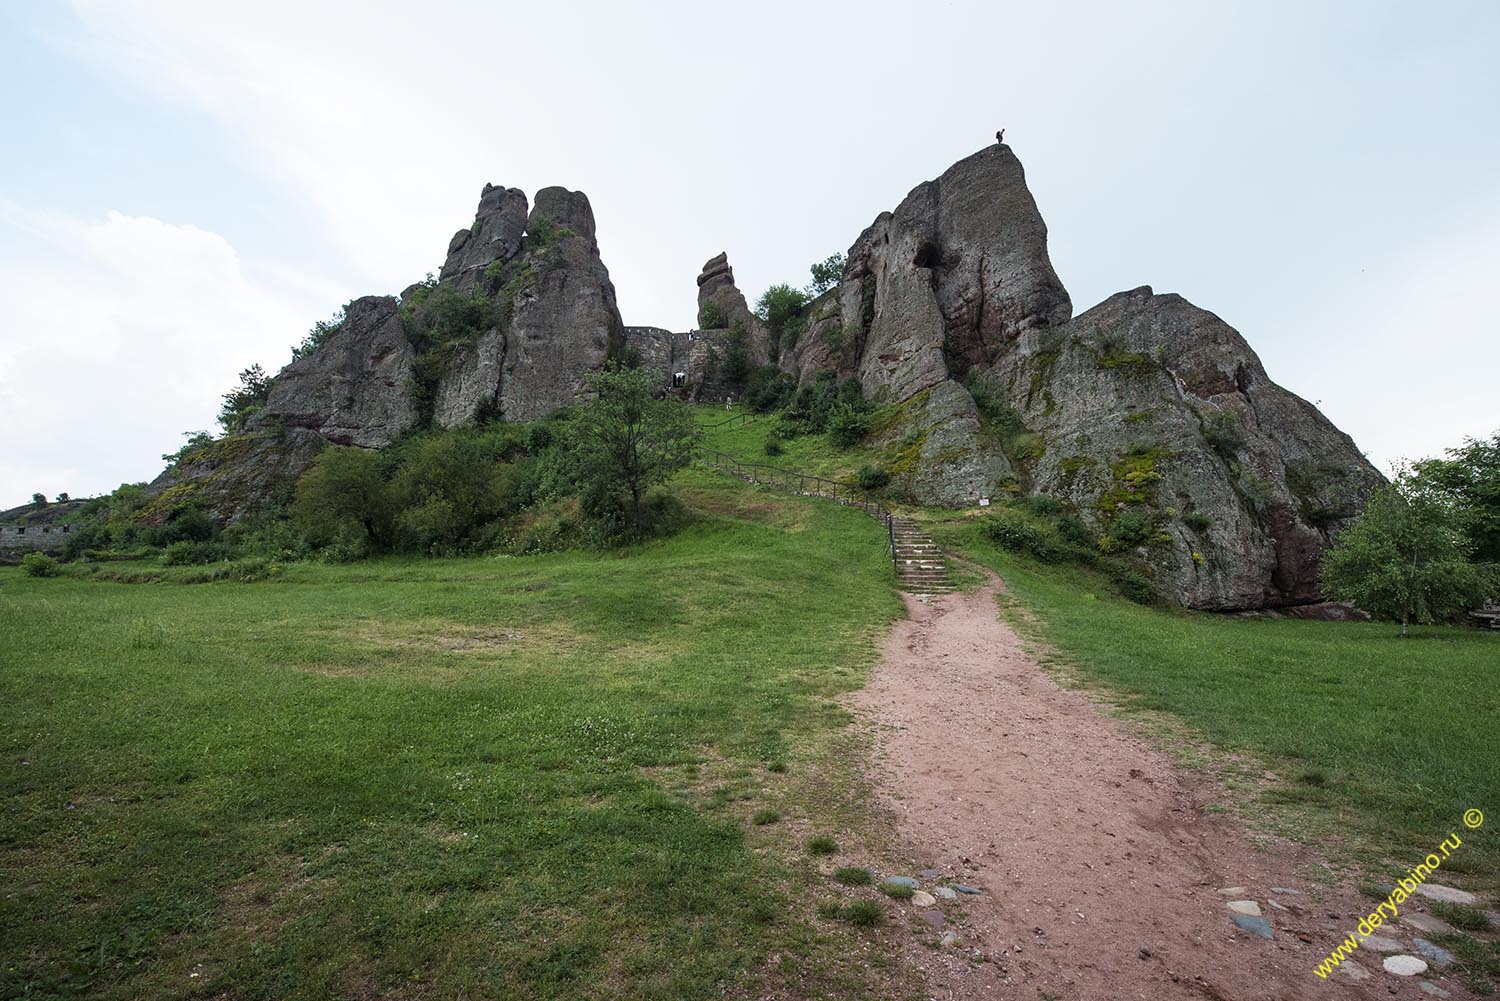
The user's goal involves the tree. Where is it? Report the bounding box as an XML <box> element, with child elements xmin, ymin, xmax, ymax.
<box><xmin>291</xmin><ymin>308</ymin><xmax>346</xmax><ymax>362</ymax></box>
<box><xmin>31</xmin><ymin>492</ymin><xmax>46</xmax><ymax>507</ymax></box>
<box><xmin>569</xmin><ymin>364</ymin><xmax>698</xmax><ymax>537</ymax></box>
<box><xmin>808</xmin><ymin>253</ymin><xmax>846</xmax><ymax>295</ymax></box>
<box><xmin>1415</xmin><ymin>430</ymin><xmax>1500</xmax><ymax>564</ymax></box>
<box><xmin>754</xmin><ymin>284</ymin><xmax>809</xmax><ymax>359</ymax></box>
<box><xmin>294</xmin><ymin>446</ymin><xmax>393</xmax><ymax>550</ymax></box>
<box><xmin>56</xmin><ymin>492</ymin><xmax>70</xmax><ymax>503</ymax></box>
<box><xmin>1321</xmin><ymin>469</ymin><xmax>1486</xmax><ymax>636</ymax></box>
<box><xmin>218</xmin><ymin>364</ymin><xmax>272</xmax><ymax>433</ymax></box>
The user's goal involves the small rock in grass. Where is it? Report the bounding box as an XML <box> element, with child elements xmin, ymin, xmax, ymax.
<box><xmin>1229</xmin><ymin>913</ymin><xmax>1273</xmax><ymax>939</ymax></box>
<box><xmin>939</xmin><ymin>930</ymin><xmax>960</xmax><ymax>947</ymax></box>
<box><xmin>1226</xmin><ymin>900</ymin><xmax>1261</xmax><ymax>917</ymax></box>
<box><xmin>933</xmin><ymin>886</ymin><xmax>957</xmax><ymax>900</ymax></box>
<box><xmin>1413</xmin><ymin>883</ymin><xmax>1478</xmax><ymax>906</ymax></box>
<box><xmin>910</xmin><ymin>890</ymin><xmax>936</xmax><ymax>907</ymax></box>
<box><xmin>1418</xmin><ymin>982</ymin><xmax>1451</xmax><ymax>998</ymax></box>
<box><xmin>920</xmin><ymin>868</ymin><xmax>939</xmax><ymax>878</ymax></box>
<box><xmin>1381</xmin><ymin>954</ymin><xmax>1427</xmax><ymax>976</ymax></box>
<box><xmin>1267</xmin><ymin>899</ymin><xmax>1288</xmax><ymax>911</ymax></box>
<box><xmin>1401</xmin><ymin>912</ymin><xmax>1454</xmax><ymax>935</ymax></box>
<box><xmin>1411</xmin><ymin>937</ymin><xmax>1456</xmax><ymax>969</ymax></box>
<box><xmin>919</xmin><ymin>909</ymin><xmax>945</xmax><ymax>928</ymax></box>
<box><xmin>954</xmin><ymin>884</ymin><xmax>982</xmax><ymax>895</ymax></box>
<box><xmin>884</xmin><ymin>875</ymin><xmax>919</xmax><ymax>888</ymax></box>
<box><xmin>1217</xmin><ymin>886</ymin><xmax>1248</xmax><ymax>896</ymax></box>
<box><xmin>1269</xmin><ymin>887</ymin><xmax>1301</xmax><ymax>895</ymax></box>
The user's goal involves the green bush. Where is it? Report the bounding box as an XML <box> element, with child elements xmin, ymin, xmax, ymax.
<box><xmin>160</xmin><ymin>540</ymin><xmax>228</xmax><ymax>566</ymax></box>
<box><xmin>763</xmin><ymin>439</ymin><xmax>784</xmax><ymax>457</ymax></box>
<box><xmin>1203</xmin><ymin>410</ymin><xmax>1245</xmax><ymax>460</ymax></box>
<box><xmin>1183</xmin><ymin>511</ymin><xmax>1212</xmax><ymax>533</ymax></box>
<box><xmin>828</xmin><ymin>405</ymin><xmax>868</xmax><ymax>450</ymax></box>
<box><xmin>20</xmin><ymin>553</ymin><xmax>59</xmax><ymax>577</ymax></box>
<box><xmin>856</xmin><ymin>465</ymin><xmax>890</xmax><ymax>490</ymax></box>
<box><xmin>698</xmin><ymin>302</ymin><xmax>726</xmax><ymax>329</ymax></box>
<box><xmin>1106</xmin><ymin>563</ymin><xmax>1157</xmax><ymax>604</ymax></box>
<box><xmin>1111</xmin><ymin>511</ymin><xmax>1151</xmax><ymax>546</ymax></box>
<box><xmin>744</xmin><ymin>366</ymin><xmax>795</xmax><ymax>412</ymax></box>
<box><xmin>982</xmin><ymin>511</ymin><xmax>1066</xmax><ymax>563</ymax></box>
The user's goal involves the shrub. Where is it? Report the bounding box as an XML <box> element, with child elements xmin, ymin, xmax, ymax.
<box><xmin>1111</xmin><ymin>511</ymin><xmax>1151</xmax><ymax>547</ymax></box>
<box><xmin>763</xmin><ymin>438</ymin><xmax>784</xmax><ymax>457</ymax></box>
<box><xmin>879</xmin><ymin>881</ymin><xmax>914</xmax><ymax>900</ymax></box>
<box><xmin>834</xmin><ymin>867</ymin><xmax>872</xmax><ymax>886</ymax></box>
<box><xmin>806</xmin><ymin>835</ymin><xmax>838</xmax><ymax>856</ymax></box>
<box><xmin>856</xmin><ymin>465</ymin><xmax>890</xmax><ymax>490</ymax></box>
<box><xmin>751</xmin><ymin>809</ymin><xmax>781</xmax><ymax>826</ymax></box>
<box><xmin>982</xmin><ymin>511</ymin><xmax>1066</xmax><ymax>563</ymax></box>
<box><xmin>744</xmin><ymin>366</ymin><xmax>795</xmax><ymax>412</ymax></box>
<box><xmin>698</xmin><ymin>302</ymin><xmax>726</xmax><ymax>329</ymax></box>
<box><xmin>1106</xmin><ymin>563</ymin><xmax>1157</xmax><ymax>604</ymax></box>
<box><xmin>1183</xmin><ymin>511</ymin><xmax>1212</xmax><ymax>533</ymax></box>
<box><xmin>160</xmin><ymin>540</ymin><xmax>227</xmax><ymax>566</ymax></box>
<box><xmin>842</xmin><ymin>901</ymin><xmax>884</xmax><ymax>926</ymax></box>
<box><xmin>828</xmin><ymin>405</ymin><xmax>868</xmax><ymax>450</ymax></box>
<box><xmin>20</xmin><ymin>553</ymin><xmax>59</xmax><ymax>577</ymax></box>
<box><xmin>1203</xmin><ymin>410</ymin><xmax>1245</xmax><ymax>459</ymax></box>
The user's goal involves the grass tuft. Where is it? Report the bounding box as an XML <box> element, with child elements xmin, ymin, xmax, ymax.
<box><xmin>834</xmin><ymin>866</ymin><xmax>873</xmax><ymax>886</ymax></box>
<box><xmin>806</xmin><ymin>835</ymin><xmax>839</xmax><ymax>856</ymax></box>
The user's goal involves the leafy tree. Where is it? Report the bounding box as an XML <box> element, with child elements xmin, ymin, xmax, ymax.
<box><xmin>218</xmin><ymin>364</ymin><xmax>272</xmax><ymax>434</ymax></box>
<box><xmin>31</xmin><ymin>492</ymin><xmax>46</xmax><ymax>507</ymax></box>
<box><xmin>808</xmin><ymin>253</ymin><xmax>846</xmax><ymax>295</ymax></box>
<box><xmin>163</xmin><ymin>431</ymin><xmax>215</xmax><ymax>465</ymax></box>
<box><xmin>828</xmin><ymin>404</ymin><xmax>868</xmax><ymax>450</ymax></box>
<box><xmin>569</xmin><ymin>364</ymin><xmax>698</xmax><ymax>537</ymax></box>
<box><xmin>388</xmin><ymin>436</ymin><xmax>509</xmax><ymax>554</ymax></box>
<box><xmin>754</xmin><ymin>284</ymin><xmax>809</xmax><ymax>358</ymax></box>
<box><xmin>1321</xmin><ymin>469</ymin><xmax>1486</xmax><ymax>636</ymax></box>
<box><xmin>56</xmin><ymin>492</ymin><xmax>69</xmax><ymax>503</ymax></box>
<box><xmin>722</xmin><ymin>322</ymin><xmax>753</xmax><ymax>391</ymax></box>
<box><xmin>291</xmin><ymin>308</ymin><xmax>346</xmax><ymax>362</ymax></box>
<box><xmin>294</xmin><ymin>446</ymin><xmax>393</xmax><ymax>550</ymax></box>
<box><xmin>1415</xmin><ymin>430</ymin><xmax>1500</xmax><ymax>563</ymax></box>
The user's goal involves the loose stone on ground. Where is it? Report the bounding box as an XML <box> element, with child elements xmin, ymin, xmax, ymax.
<box><xmin>1414</xmin><ymin>883</ymin><xmax>1478</xmax><ymax>905</ymax></box>
<box><xmin>1229</xmin><ymin>914</ymin><xmax>1273</xmax><ymax>939</ymax></box>
<box><xmin>1225</xmin><ymin>900</ymin><xmax>1261</xmax><ymax>917</ymax></box>
<box><xmin>1411</xmin><ymin>937</ymin><xmax>1456</xmax><ymax>969</ymax></box>
<box><xmin>1382</xmin><ymin>954</ymin><xmax>1429</xmax><ymax>976</ymax></box>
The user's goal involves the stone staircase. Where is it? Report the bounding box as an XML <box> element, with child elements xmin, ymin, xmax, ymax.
<box><xmin>891</xmin><ymin>518</ymin><xmax>953</xmax><ymax>593</ymax></box>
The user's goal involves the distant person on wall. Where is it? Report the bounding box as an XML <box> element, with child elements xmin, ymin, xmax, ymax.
<box><xmin>996</xmin><ymin>129</ymin><xmax>1005</xmax><ymax>144</ymax></box>
<box><xmin>726</xmin><ymin>396</ymin><xmax>734</xmax><ymax>411</ymax></box>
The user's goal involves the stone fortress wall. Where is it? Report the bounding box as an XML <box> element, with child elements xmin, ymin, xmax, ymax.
<box><xmin>0</xmin><ymin>523</ymin><xmax>71</xmax><ymax>552</ymax></box>
<box><xmin>623</xmin><ymin>325</ymin><xmax>735</xmax><ymax>400</ymax></box>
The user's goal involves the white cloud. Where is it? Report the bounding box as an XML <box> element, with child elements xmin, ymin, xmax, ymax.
<box><xmin>0</xmin><ymin>206</ymin><xmax>339</xmax><ymax>503</ymax></box>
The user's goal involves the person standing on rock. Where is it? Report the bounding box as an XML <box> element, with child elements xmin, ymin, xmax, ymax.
<box><xmin>996</xmin><ymin>129</ymin><xmax>1005</xmax><ymax>145</ymax></box>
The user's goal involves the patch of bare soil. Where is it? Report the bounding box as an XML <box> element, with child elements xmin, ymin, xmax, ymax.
<box><xmin>850</xmin><ymin>575</ymin><xmax>1475</xmax><ymax>1000</ymax></box>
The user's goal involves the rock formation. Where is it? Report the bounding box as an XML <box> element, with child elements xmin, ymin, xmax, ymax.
<box><xmin>162</xmin><ymin>140</ymin><xmax>1378</xmax><ymax>610</ymax></box>
<box><xmin>695</xmin><ymin>253</ymin><xmax>771</xmax><ymax>365</ymax></box>
<box><xmin>772</xmin><ymin>143</ymin><xmax>1381</xmax><ymax>609</ymax></box>
<box><xmin>252</xmin><ymin>296</ymin><xmax>417</xmax><ymax>448</ymax></box>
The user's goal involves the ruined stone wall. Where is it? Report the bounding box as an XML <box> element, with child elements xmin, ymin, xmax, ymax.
<box><xmin>0</xmin><ymin>524</ymin><xmax>71</xmax><ymax>551</ymax></box>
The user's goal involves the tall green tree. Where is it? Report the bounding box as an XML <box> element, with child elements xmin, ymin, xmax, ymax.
<box><xmin>1321</xmin><ymin>468</ymin><xmax>1486</xmax><ymax>636</ymax></box>
<box><xmin>218</xmin><ymin>364</ymin><xmax>272</xmax><ymax>433</ymax></box>
<box><xmin>754</xmin><ymin>283</ymin><xmax>809</xmax><ymax>358</ymax></box>
<box><xmin>808</xmin><ymin>253</ymin><xmax>846</xmax><ymax>295</ymax></box>
<box><xmin>1415</xmin><ymin>430</ymin><xmax>1500</xmax><ymax>564</ymax></box>
<box><xmin>570</xmin><ymin>364</ymin><xmax>698</xmax><ymax>537</ymax></box>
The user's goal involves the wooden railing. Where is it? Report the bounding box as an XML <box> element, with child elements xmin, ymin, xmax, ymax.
<box><xmin>699</xmin><ymin>411</ymin><xmax>756</xmax><ymax>430</ymax></box>
<box><xmin>698</xmin><ymin>447</ymin><xmax>897</xmax><ymax>574</ymax></box>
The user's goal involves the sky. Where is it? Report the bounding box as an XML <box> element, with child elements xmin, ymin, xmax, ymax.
<box><xmin>1</xmin><ymin>0</ymin><xmax>1496</xmax><ymax>506</ymax></box>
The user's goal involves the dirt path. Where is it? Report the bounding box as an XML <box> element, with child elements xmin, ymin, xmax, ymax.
<box><xmin>850</xmin><ymin>576</ymin><xmax>1472</xmax><ymax>1001</ymax></box>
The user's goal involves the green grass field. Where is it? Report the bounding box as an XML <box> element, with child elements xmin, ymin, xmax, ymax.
<box><xmin>6</xmin><ymin>431</ymin><xmax>1498</xmax><ymax>997</ymax></box>
<box><xmin>934</xmin><ymin>516</ymin><xmax>1500</xmax><ymax>885</ymax></box>
<box><xmin>0</xmin><ymin>483</ymin><xmax>905</xmax><ymax>1001</ymax></box>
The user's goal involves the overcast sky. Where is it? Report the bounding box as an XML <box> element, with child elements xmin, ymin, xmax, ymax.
<box><xmin>1</xmin><ymin>1</ymin><xmax>1496</xmax><ymax>506</ymax></box>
